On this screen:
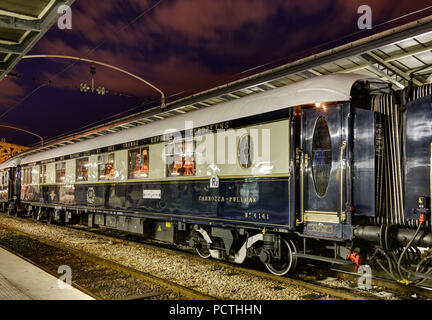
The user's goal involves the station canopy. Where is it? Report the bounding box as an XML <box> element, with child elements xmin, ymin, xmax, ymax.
<box><xmin>7</xmin><ymin>14</ymin><xmax>432</xmax><ymax>161</ymax></box>
<box><xmin>0</xmin><ymin>0</ymin><xmax>75</xmax><ymax>81</ymax></box>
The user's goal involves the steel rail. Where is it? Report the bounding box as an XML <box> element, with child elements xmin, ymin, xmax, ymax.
<box><xmin>20</xmin><ymin>218</ymin><xmax>371</xmax><ymax>300</ymax></box>
<box><xmin>0</xmin><ymin>241</ymin><xmax>102</xmax><ymax>300</ymax></box>
<box><xmin>316</xmin><ymin>266</ymin><xmax>432</xmax><ymax>299</ymax></box>
<box><xmin>69</xmin><ymin>228</ymin><xmax>372</xmax><ymax>300</ymax></box>
<box><xmin>64</xmin><ymin>225</ymin><xmax>432</xmax><ymax>300</ymax></box>
<box><xmin>0</xmin><ymin>222</ymin><xmax>217</xmax><ymax>300</ymax></box>
<box><xmin>5</xmin><ymin>213</ymin><xmax>431</xmax><ymax>300</ymax></box>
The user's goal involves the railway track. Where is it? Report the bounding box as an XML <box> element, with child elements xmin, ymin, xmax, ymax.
<box><xmin>0</xmin><ymin>221</ymin><xmax>216</xmax><ymax>300</ymax></box>
<box><xmin>65</xmin><ymin>226</ymin><xmax>376</xmax><ymax>300</ymax></box>
<box><xmin>65</xmin><ymin>225</ymin><xmax>432</xmax><ymax>300</ymax></box>
<box><xmin>0</xmin><ymin>214</ymin><xmax>368</xmax><ymax>300</ymax></box>
<box><xmin>2</xmin><ymin>212</ymin><xmax>429</xmax><ymax>300</ymax></box>
<box><xmin>0</xmin><ymin>242</ymin><xmax>102</xmax><ymax>300</ymax></box>
<box><xmin>41</xmin><ymin>227</ymin><xmax>368</xmax><ymax>300</ymax></box>
<box><xmin>310</xmin><ymin>265</ymin><xmax>432</xmax><ymax>300</ymax></box>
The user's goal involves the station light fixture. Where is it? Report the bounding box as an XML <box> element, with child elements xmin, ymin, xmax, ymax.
<box><xmin>79</xmin><ymin>83</ymin><xmax>90</xmax><ymax>92</ymax></box>
<box><xmin>79</xmin><ymin>65</ymin><xmax>109</xmax><ymax>95</ymax></box>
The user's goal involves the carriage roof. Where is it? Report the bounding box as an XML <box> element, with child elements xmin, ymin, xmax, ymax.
<box><xmin>2</xmin><ymin>73</ymin><xmax>376</xmax><ymax>169</ymax></box>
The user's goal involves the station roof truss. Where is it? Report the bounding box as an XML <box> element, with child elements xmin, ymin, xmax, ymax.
<box><xmin>0</xmin><ymin>0</ymin><xmax>75</xmax><ymax>81</ymax></box>
<box><xmin>6</xmin><ymin>15</ymin><xmax>432</xmax><ymax>163</ymax></box>
<box><xmin>0</xmin><ymin>141</ymin><xmax>29</xmax><ymax>163</ymax></box>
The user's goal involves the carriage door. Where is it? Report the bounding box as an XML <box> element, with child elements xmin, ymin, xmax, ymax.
<box><xmin>299</xmin><ymin>104</ymin><xmax>350</xmax><ymax>239</ymax></box>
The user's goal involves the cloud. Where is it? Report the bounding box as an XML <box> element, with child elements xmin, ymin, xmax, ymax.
<box><xmin>1</xmin><ymin>0</ymin><xmax>432</xmax><ymax>145</ymax></box>
<box><xmin>0</xmin><ymin>77</ymin><xmax>26</xmax><ymax>108</ymax></box>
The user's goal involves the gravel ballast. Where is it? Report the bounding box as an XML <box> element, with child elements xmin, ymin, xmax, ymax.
<box><xmin>0</xmin><ymin>214</ymin><xmax>340</xmax><ymax>300</ymax></box>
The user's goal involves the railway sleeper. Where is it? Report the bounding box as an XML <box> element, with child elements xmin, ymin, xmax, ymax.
<box><xmin>12</xmin><ymin>206</ymin><xmax>432</xmax><ymax>281</ymax></box>
<box><xmin>75</xmin><ymin>210</ymin><xmax>304</xmax><ymax>276</ymax></box>
<box><xmin>9</xmin><ymin>206</ymin><xmax>359</xmax><ymax>277</ymax></box>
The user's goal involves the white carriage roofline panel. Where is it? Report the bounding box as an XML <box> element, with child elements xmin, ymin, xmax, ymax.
<box><xmin>14</xmin><ymin>74</ymin><xmax>374</xmax><ymax>167</ymax></box>
<box><xmin>0</xmin><ymin>157</ymin><xmax>22</xmax><ymax>170</ymax></box>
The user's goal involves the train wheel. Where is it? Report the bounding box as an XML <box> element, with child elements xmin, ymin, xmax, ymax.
<box><xmin>265</xmin><ymin>239</ymin><xmax>298</xmax><ymax>276</ymax></box>
<box><xmin>190</xmin><ymin>231</ymin><xmax>211</xmax><ymax>259</ymax></box>
<box><xmin>47</xmin><ymin>209</ymin><xmax>55</xmax><ymax>225</ymax></box>
<box><xmin>196</xmin><ymin>246</ymin><xmax>211</xmax><ymax>259</ymax></box>
<box><xmin>7</xmin><ymin>206</ymin><xmax>16</xmax><ymax>216</ymax></box>
<box><xmin>32</xmin><ymin>208</ymin><xmax>38</xmax><ymax>220</ymax></box>
<box><xmin>26</xmin><ymin>206</ymin><xmax>33</xmax><ymax>217</ymax></box>
<box><xmin>196</xmin><ymin>239</ymin><xmax>211</xmax><ymax>259</ymax></box>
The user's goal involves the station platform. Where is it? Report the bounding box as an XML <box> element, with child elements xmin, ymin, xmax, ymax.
<box><xmin>0</xmin><ymin>248</ymin><xmax>93</xmax><ymax>300</ymax></box>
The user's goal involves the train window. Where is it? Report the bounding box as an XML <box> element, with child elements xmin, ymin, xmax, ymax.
<box><xmin>40</xmin><ymin>165</ymin><xmax>47</xmax><ymax>184</ymax></box>
<box><xmin>128</xmin><ymin>147</ymin><xmax>149</xmax><ymax>179</ymax></box>
<box><xmin>312</xmin><ymin>117</ymin><xmax>332</xmax><ymax>197</ymax></box>
<box><xmin>98</xmin><ymin>153</ymin><xmax>115</xmax><ymax>181</ymax></box>
<box><xmin>238</xmin><ymin>134</ymin><xmax>254</xmax><ymax>169</ymax></box>
<box><xmin>22</xmin><ymin>168</ymin><xmax>32</xmax><ymax>185</ymax></box>
<box><xmin>76</xmin><ymin>158</ymin><xmax>89</xmax><ymax>182</ymax></box>
<box><xmin>165</xmin><ymin>139</ymin><xmax>196</xmax><ymax>177</ymax></box>
<box><xmin>56</xmin><ymin>162</ymin><xmax>66</xmax><ymax>183</ymax></box>
<box><xmin>27</xmin><ymin>168</ymin><xmax>32</xmax><ymax>185</ymax></box>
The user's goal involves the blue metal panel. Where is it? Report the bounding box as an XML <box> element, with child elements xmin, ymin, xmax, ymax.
<box><xmin>302</xmin><ymin>105</ymin><xmax>342</xmax><ymax>213</ymax></box>
<box><xmin>405</xmin><ymin>95</ymin><xmax>432</xmax><ymax>220</ymax></box>
<box><xmin>352</xmin><ymin>109</ymin><xmax>377</xmax><ymax>217</ymax></box>
<box><xmin>300</xmin><ymin>103</ymin><xmax>364</xmax><ymax>240</ymax></box>
<box><xmin>29</xmin><ymin>177</ymin><xmax>293</xmax><ymax>230</ymax></box>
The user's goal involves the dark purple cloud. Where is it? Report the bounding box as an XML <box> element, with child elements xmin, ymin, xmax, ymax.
<box><xmin>0</xmin><ymin>0</ymin><xmax>431</xmax><ymax>146</ymax></box>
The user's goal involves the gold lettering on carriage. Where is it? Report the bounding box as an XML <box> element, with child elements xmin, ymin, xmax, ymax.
<box><xmin>151</xmin><ymin>136</ymin><xmax>162</xmax><ymax>143</ymax></box>
<box><xmin>245</xmin><ymin>212</ymin><xmax>270</xmax><ymax>220</ymax></box>
<box><xmin>193</xmin><ymin>121</ymin><xmax>230</xmax><ymax>135</ymax></box>
<box><xmin>122</xmin><ymin>141</ymin><xmax>139</xmax><ymax>148</ymax></box>
<box><xmin>307</xmin><ymin>224</ymin><xmax>334</xmax><ymax>234</ymax></box>
<box><xmin>150</xmin><ymin>122</ymin><xmax>231</xmax><ymax>144</ymax></box>
<box><xmin>198</xmin><ymin>195</ymin><xmax>257</xmax><ymax>204</ymax></box>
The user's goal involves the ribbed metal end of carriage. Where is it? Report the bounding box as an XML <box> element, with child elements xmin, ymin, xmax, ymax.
<box><xmin>404</xmin><ymin>84</ymin><xmax>432</xmax><ymax>228</ymax></box>
<box><xmin>359</xmin><ymin>85</ymin><xmax>432</xmax><ymax>229</ymax></box>
<box><xmin>367</xmin><ymin>94</ymin><xmax>406</xmax><ymax>226</ymax></box>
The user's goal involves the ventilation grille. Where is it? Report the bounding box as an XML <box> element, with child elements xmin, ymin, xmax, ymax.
<box><xmin>369</xmin><ymin>94</ymin><xmax>407</xmax><ymax>226</ymax></box>
<box><xmin>411</xmin><ymin>84</ymin><xmax>432</xmax><ymax>100</ymax></box>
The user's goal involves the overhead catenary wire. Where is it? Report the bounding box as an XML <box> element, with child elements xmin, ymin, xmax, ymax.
<box><xmin>2</xmin><ymin>4</ymin><xmax>432</xmax><ymax>145</ymax></box>
<box><xmin>0</xmin><ymin>0</ymin><xmax>166</xmax><ymax>122</ymax></box>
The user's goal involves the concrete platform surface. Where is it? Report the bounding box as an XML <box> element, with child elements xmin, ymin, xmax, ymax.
<box><xmin>0</xmin><ymin>247</ymin><xmax>94</xmax><ymax>300</ymax></box>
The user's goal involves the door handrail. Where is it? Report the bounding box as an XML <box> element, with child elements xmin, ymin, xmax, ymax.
<box><xmin>296</xmin><ymin>148</ymin><xmax>308</xmax><ymax>226</ymax></box>
<box><xmin>340</xmin><ymin>141</ymin><xmax>347</xmax><ymax>222</ymax></box>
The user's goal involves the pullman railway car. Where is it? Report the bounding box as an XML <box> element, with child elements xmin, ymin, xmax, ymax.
<box><xmin>2</xmin><ymin>73</ymin><xmax>432</xmax><ymax>283</ymax></box>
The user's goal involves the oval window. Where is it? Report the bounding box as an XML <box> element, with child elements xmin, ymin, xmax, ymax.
<box><xmin>238</xmin><ymin>134</ymin><xmax>254</xmax><ymax>169</ymax></box>
<box><xmin>312</xmin><ymin>117</ymin><xmax>332</xmax><ymax>197</ymax></box>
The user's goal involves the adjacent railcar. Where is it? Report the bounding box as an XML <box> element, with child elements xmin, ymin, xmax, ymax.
<box><xmin>2</xmin><ymin>74</ymin><xmax>432</xmax><ymax>282</ymax></box>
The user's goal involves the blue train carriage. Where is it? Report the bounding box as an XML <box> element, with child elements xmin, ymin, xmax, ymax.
<box><xmin>6</xmin><ymin>73</ymin><xmax>432</xmax><ymax>277</ymax></box>
<box><xmin>0</xmin><ymin>158</ymin><xmax>21</xmax><ymax>213</ymax></box>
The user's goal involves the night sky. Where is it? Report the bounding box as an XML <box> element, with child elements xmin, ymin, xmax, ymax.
<box><xmin>0</xmin><ymin>0</ymin><xmax>431</xmax><ymax>146</ymax></box>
